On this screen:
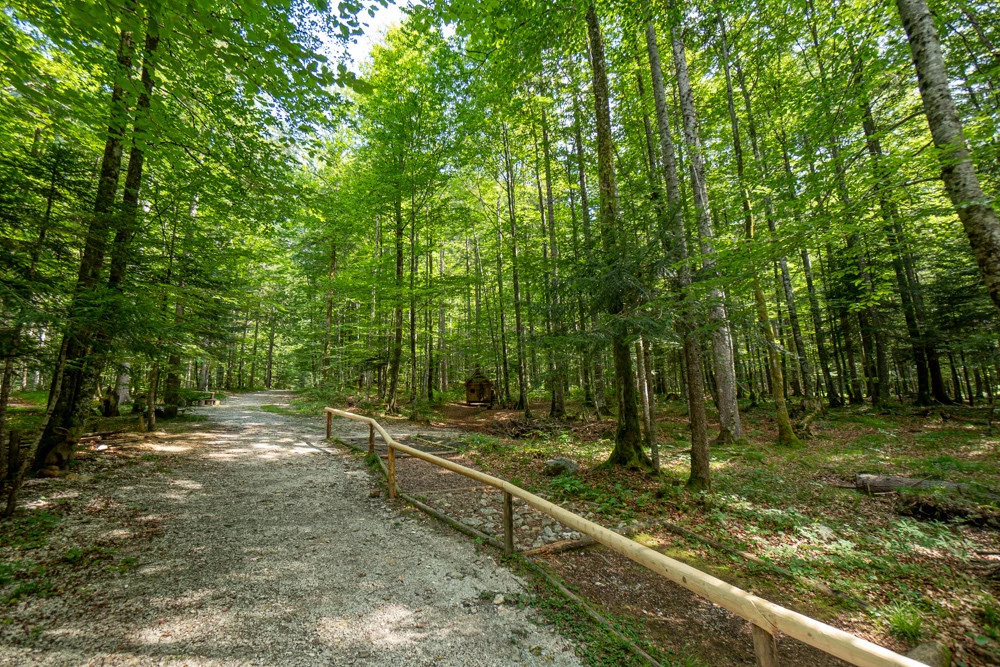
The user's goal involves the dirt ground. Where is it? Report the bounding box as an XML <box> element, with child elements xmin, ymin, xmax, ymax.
<box><xmin>364</xmin><ymin>404</ymin><xmax>853</xmax><ymax>666</ymax></box>
<box><xmin>0</xmin><ymin>391</ymin><xmax>579</xmax><ymax>666</ymax></box>
<box><xmin>379</xmin><ymin>396</ymin><xmax>1000</xmax><ymax>666</ymax></box>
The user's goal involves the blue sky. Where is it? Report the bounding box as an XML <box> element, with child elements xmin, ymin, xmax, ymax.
<box><xmin>344</xmin><ymin>1</ymin><xmax>406</xmax><ymax>71</ymax></box>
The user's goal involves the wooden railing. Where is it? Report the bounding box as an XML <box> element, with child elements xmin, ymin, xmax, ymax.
<box><xmin>325</xmin><ymin>408</ymin><xmax>924</xmax><ymax>667</ymax></box>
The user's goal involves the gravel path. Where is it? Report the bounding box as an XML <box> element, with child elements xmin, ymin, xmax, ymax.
<box><xmin>1</xmin><ymin>391</ymin><xmax>578</xmax><ymax>666</ymax></box>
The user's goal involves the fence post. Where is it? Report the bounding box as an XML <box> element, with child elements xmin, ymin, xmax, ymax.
<box><xmin>387</xmin><ymin>444</ymin><xmax>397</xmax><ymax>498</ymax></box>
<box><xmin>326</xmin><ymin>411</ymin><xmax>332</xmax><ymax>439</ymax></box>
<box><xmin>752</xmin><ymin>624</ymin><xmax>778</xmax><ymax>666</ymax></box>
<box><xmin>503</xmin><ymin>491</ymin><xmax>514</xmax><ymax>556</ymax></box>
<box><xmin>368</xmin><ymin>424</ymin><xmax>375</xmax><ymax>456</ymax></box>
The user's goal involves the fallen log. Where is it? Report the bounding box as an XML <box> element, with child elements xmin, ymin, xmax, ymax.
<box><xmin>853</xmin><ymin>474</ymin><xmax>999</xmax><ymax>500</ymax></box>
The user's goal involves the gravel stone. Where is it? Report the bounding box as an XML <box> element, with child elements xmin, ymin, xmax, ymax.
<box><xmin>1</xmin><ymin>390</ymin><xmax>578</xmax><ymax>667</ymax></box>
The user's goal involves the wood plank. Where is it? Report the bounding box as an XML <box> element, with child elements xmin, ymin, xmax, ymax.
<box><xmin>752</xmin><ymin>623</ymin><xmax>779</xmax><ymax>667</ymax></box>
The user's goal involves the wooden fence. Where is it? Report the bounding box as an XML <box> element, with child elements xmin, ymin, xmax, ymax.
<box><xmin>325</xmin><ymin>407</ymin><xmax>926</xmax><ymax>667</ymax></box>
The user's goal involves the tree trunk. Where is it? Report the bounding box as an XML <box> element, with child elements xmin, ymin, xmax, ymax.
<box><xmin>438</xmin><ymin>247</ymin><xmax>447</xmax><ymax>392</ymax></box>
<box><xmin>199</xmin><ymin>360</ymin><xmax>210</xmax><ymax>392</ymax></box>
<box><xmin>248</xmin><ymin>310</ymin><xmax>259</xmax><ymax>389</ymax></box>
<box><xmin>409</xmin><ymin>205</ymin><xmax>418</xmax><ymax>404</ymax></box>
<box><xmin>801</xmin><ymin>249</ymin><xmax>841</xmax><ymax>406</ymax></box>
<box><xmin>33</xmin><ymin>24</ymin><xmax>137</xmax><ymax>472</ymax></box>
<box><xmin>0</xmin><ymin>139</ymin><xmax>63</xmax><ymax>448</ymax></box>
<box><xmin>671</xmin><ymin>26</ymin><xmax>742</xmax><ymax>445</ymax></box>
<box><xmin>502</xmin><ymin>124</ymin><xmax>532</xmax><ymax>418</ymax></box>
<box><xmin>897</xmin><ymin>0</ymin><xmax>1000</xmax><ymax>315</ymax></box>
<box><xmin>714</xmin><ymin>16</ymin><xmax>797</xmax><ymax>446</ymax></box>
<box><xmin>146</xmin><ymin>361</ymin><xmax>159</xmax><ymax>431</ymax></box>
<box><xmin>266</xmin><ymin>309</ymin><xmax>276</xmax><ymax>389</ymax></box>
<box><xmin>573</xmin><ymin>94</ymin><xmax>606</xmax><ymax>415</ymax></box>
<box><xmin>541</xmin><ymin>106</ymin><xmax>566</xmax><ymax>420</ymax></box>
<box><xmin>485</xmin><ymin>226</ymin><xmax>512</xmax><ymax>406</ymax></box>
<box><xmin>567</xmin><ymin>188</ymin><xmax>595</xmax><ymax>408</ymax></box>
<box><xmin>114</xmin><ymin>363</ymin><xmax>131</xmax><ymax>404</ymax></box>
<box><xmin>726</xmin><ymin>36</ymin><xmax>816</xmax><ymax>406</ymax></box>
<box><xmin>587</xmin><ymin>2</ymin><xmax>648</xmax><ymax>468</ymax></box>
<box><xmin>636</xmin><ymin>337</ymin><xmax>658</xmax><ymax>471</ymax></box>
<box><xmin>387</xmin><ymin>196</ymin><xmax>404</xmax><ymax>412</ymax></box>
<box><xmin>322</xmin><ymin>241</ymin><xmax>336</xmax><ymax>382</ymax></box>
<box><xmin>645</xmin><ymin>14</ymin><xmax>709</xmax><ymax>488</ymax></box>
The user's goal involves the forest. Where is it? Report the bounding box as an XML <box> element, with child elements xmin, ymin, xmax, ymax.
<box><xmin>2</xmin><ymin>0</ymin><xmax>1000</xmax><ymax>663</ymax></box>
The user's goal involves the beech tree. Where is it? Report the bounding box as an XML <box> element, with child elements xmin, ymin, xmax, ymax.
<box><xmin>4</xmin><ymin>0</ymin><xmax>1000</xmax><ymax>492</ymax></box>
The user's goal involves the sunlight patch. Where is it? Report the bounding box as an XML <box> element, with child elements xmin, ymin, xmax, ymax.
<box><xmin>170</xmin><ymin>479</ymin><xmax>204</xmax><ymax>490</ymax></box>
<box><xmin>147</xmin><ymin>443</ymin><xmax>192</xmax><ymax>453</ymax></box>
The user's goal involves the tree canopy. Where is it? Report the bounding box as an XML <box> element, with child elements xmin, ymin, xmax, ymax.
<box><xmin>2</xmin><ymin>0</ymin><xmax>999</xmax><ymax>491</ymax></box>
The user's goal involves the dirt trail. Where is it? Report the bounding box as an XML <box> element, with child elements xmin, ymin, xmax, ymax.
<box><xmin>0</xmin><ymin>391</ymin><xmax>578</xmax><ymax>666</ymax></box>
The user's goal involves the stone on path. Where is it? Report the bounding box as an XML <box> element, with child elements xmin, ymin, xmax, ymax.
<box><xmin>0</xmin><ymin>390</ymin><xmax>579</xmax><ymax>667</ymax></box>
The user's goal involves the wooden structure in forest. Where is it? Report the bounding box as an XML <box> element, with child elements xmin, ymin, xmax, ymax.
<box><xmin>464</xmin><ymin>368</ymin><xmax>495</xmax><ymax>407</ymax></box>
<box><xmin>325</xmin><ymin>407</ymin><xmax>926</xmax><ymax>667</ymax></box>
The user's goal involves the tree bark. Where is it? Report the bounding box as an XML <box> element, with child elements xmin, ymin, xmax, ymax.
<box><xmin>541</xmin><ymin>106</ymin><xmax>566</xmax><ymax>419</ymax></box>
<box><xmin>645</xmin><ymin>14</ymin><xmax>709</xmax><ymax>488</ymax></box>
<box><xmin>587</xmin><ymin>2</ymin><xmax>648</xmax><ymax>468</ymax></box>
<box><xmin>897</xmin><ymin>0</ymin><xmax>1000</xmax><ymax>315</ymax></box>
<box><xmin>502</xmin><ymin>125</ymin><xmax>531</xmax><ymax>417</ymax></box>
<box><xmin>716</xmin><ymin>16</ymin><xmax>800</xmax><ymax>448</ymax></box>
<box><xmin>33</xmin><ymin>23</ymin><xmax>136</xmax><ymax>471</ymax></box>
<box><xmin>671</xmin><ymin>26</ymin><xmax>742</xmax><ymax>445</ymax></box>
<box><xmin>387</xmin><ymin>196</ymin><xmax>404</xmax><ymax>412</ymax></box>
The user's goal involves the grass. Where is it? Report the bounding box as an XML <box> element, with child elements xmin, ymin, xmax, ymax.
<box><xmin>432</xmin><ymin>396</ymin><xmax>1000</xmax><ymax>660</ymax></box>
<box><xmin>5</xmin><ymin>390</ymin><xmax>48</xmax><ymax>435</ymax></box>
<box><xmin>259</xmin><ymin>404</ymin><xmax>299</xmax><ymax>416</ymax></box>
<box><xmin>0</xmin><ymin>510</ymin><xmax>62</xmax><ymax>551</ymax></box>
<box><xmin>883</xmin><ymin>602</ymin><xmax>924</xmax><ymax>641</ymax></box>
<box><xmin>0</xmin><ymin>507</ymin><xmax>127</xmax><ymax>606</ymax></box>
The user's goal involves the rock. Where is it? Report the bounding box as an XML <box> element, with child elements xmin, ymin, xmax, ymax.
<box><xmin>461</xmin><ymin>518</ymin><xmax>484</xmax><ymax>529</ymax></box>
<box><xmin>492</xmin><ymin>594</ymin><xmax>504</xmax><ymax>605</ymax></box>
<box><xmin>906</xmin><ymin>642</ymin><xmax>951</xmax><ymax>667</ymax></box>
<box><xmin>529</xmin><ymin>645</ymin><xmax>543</xmax><ymax>656</ymax></box>
<box><xmin>543</xmin><ymin>457</ymin><xmax>579</xmax><ymax>476</ymax></box>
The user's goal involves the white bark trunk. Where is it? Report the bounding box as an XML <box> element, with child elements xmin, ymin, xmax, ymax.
<box><xmin>897</xmin><ymin>0</ymin><xmax>1000</xmax><ymax>313</ymax></box>
<box><xmin>671</xmin><ymin>29</ymin><xmax>742</xmax><ymax>443</ymax></box>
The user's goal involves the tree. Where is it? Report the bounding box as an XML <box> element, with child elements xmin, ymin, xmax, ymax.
<box><xmin>586</xmin><ymin>1</ymin><xmax>649</xmax><ymax>468</ymax></box>
<box><xmin>895</xmin><ymin>0</ymin><xmax>1000</xmax><ymax>316</ymax></box>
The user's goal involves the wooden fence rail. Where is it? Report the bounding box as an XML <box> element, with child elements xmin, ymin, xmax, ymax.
<box><xmin>325</xmin><ymin>407</ymin><xmax>925</xmax><ymax>667</ymax></box>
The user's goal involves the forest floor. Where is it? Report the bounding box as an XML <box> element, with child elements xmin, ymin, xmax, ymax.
<box><xmin>319</xmin><ymin>390</ymin><xmax>1000</xmax><ymax>667</ymax></box>
<box><xmin>5</xmin><ymin>389</ymin><xmax>1000</xmax><ymax>666</ymax></box>
<box><xmin>0</xmin><ymin>391</ymin><xmax>580</xmax><ymax>666</ymax></box>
